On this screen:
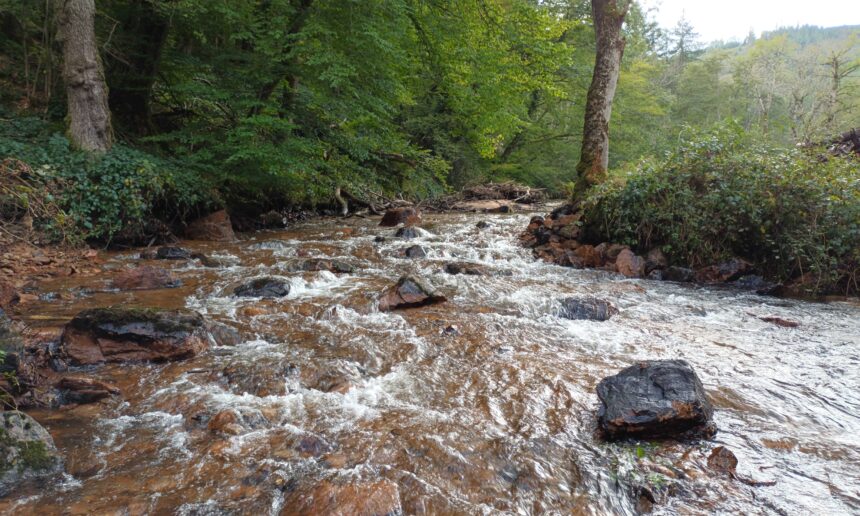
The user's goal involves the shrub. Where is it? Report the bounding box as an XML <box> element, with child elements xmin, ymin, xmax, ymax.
<box><xmin>581</xmin><ymin>124</ymin><xmax>860</xmax><ymax>295</ymax></box>
<box><xmin>0</xmin><ymin>116</ymin><xmax>212</xmax><ymax>244</ymax></box>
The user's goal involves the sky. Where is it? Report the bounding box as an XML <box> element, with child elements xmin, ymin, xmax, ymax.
<box><xmin>639</xmin><ymin>0</ymin><xmax>860</xmax><ymax>43</ymax></box>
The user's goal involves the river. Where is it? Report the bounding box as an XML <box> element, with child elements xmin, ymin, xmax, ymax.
<box><xmin>5</xmin><ymin>210</ymin><xmax>860</xmax><ymax>515</ymax></box>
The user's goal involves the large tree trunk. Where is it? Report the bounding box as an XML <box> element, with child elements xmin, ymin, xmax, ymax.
<box><xmin>574</xmin><ymin>0</ymin><xmax>629</xmax><ymax>197</ymax></box>
<box><xmin>55</xmin><ymin>0</ymin><xmax>113</xmax><ymax>152</ymax></box>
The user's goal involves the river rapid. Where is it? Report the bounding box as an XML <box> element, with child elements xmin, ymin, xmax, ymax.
<box><xmin>4</xmin><ymin>210</ymin><xmax>860</xmax><ymax>515</ymax></box>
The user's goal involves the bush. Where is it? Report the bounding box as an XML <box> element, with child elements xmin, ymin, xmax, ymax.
<box><xmin>0</xmin><ymin>116</ymin><xmax>211</xmax><ymax>244</ymax></box>
<box><xmin>581</xmin><ymin>124</ymin><xmax>860</xmax><ymax>295</ymax></box>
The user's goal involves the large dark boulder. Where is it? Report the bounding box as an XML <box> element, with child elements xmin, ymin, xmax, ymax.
<box><xmin>596</xmin><ymin>360</ymin><xmax>714</xmax><ymax>440</ymax></box>
<box><xmin>60</xmin><ymin>308</ymin><xmax>209</xmax><ymax>365</ymax></box>
<box><xmin>0</xmin><ymin>411</ymin><xmax>64</xmax><ymax>495</ymax></box>
<box><xmin>557</xmin><ymin>298</ymin><xmax>618</xmax><ymax>321</ymax></box>
<box><xmin>378</xmin><ymin>276</ymin><xmax>447</xmax><ymax>311</ymax></box>
<box><xmin>234</xmin><ymin>277</ymin><xmax>290</xmax><ymax>298</ymax></box>
<box><xmin>379</xmin><ymin>207</ymin><xmax>421</xmax><ymax>227</ymax></box>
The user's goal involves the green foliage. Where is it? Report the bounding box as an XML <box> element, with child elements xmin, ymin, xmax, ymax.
<box><xmin>0</xmin><ymin>116</ymin><xmax>209</xmax><ymax>243</ymax></box>
<box><xmin>582</xmin><ymin>124</ymin><xmax>860</xmax><ymax>294</ymax></box>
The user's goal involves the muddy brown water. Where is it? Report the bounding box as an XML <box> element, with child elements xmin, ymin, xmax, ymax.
<box><xmin>3</xmin><ymin>211</ymin><xmax>860</xmax><ymax>515</ymax></box>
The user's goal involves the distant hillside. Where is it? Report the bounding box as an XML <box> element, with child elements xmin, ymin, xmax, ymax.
<box><xmin>761</xmin><ymin>24</ymin><xmax>860</xmax><ymax>47</ymax></box>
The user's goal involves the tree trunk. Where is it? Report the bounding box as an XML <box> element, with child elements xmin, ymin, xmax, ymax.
<box><xmin>55</xmin><ymin>0</ymin><xmax>113</xmax><ymax>152</ymax></box>
<box><xmin>574</xmin><ymin>0</ymin><xmax>629</xmax><ymax>197</ymax></box>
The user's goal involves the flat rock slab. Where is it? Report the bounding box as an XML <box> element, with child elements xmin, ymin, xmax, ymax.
<box><xmin>596</xmin><ymin>360</ymin><xmax>715</xmax><ymax>440</ymax></box>
<box><xmin>60</xmin><ymin>308</ymin><xmax>209</xmax><ymax>365</ymax></box>
<box><xmin>379</xmin><ymin>207</ymin><xmax>421</xmax><ymax>227</ymax></box>
<box><xmin>234</xmin><ymin>277</ymin><xmax>290</xmax><ymax>298</ymax></box>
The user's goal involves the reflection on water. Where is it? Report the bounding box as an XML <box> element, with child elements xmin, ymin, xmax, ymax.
<box><xmin>5</xmin><ymin>211</ymin><xmax>860</xmax><ymax>515</ymax></box>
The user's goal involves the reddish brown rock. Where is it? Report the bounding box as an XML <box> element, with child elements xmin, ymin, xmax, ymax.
<box><xmin>695</xmin><ymin>258</ymin><xmax>753</xmax><ymax>284</ymax></box>
<box><xmin>112</xmin><ymin>266</ymin><xmax>180</xmax><ymax>291</ymax></box>
<box><xmin>379</xmin><ymin>207</ymin><xmax>421</xmax><ymax>227</ymax></box>
<box><xmin>60</xmin><ymin>308</ymin><xmax>209</xmax><ymax>365</ymax></box>
<box><xmin>186</xmin><ymin>210</ymin><xmax>236</xmax><ymax>242</ymax></box>
<box><xmin>572</xmin><ymin>245</ymin><xmax>603</xmax><ymax>268</ymax></box>
<box><xmin>56</xmin><ymin>376</ymin><xmax>121</xmax><ymax>404</ymax></box>
<box><xmin>0</xmin><ymin>281</ymin><xmax>19</xmax><ymax>311</ymax></box>
<box><xmin>378</xmin><ymin>276</ymin><xmax>446</xmax><ymax>311</ymax></box>
<box><xmin>281</xmin><ymin>479</ymin><xmax>402</xmax><ymax>516</ymax></box>
<box><xmin>208</xmin><ymin>409</ymin><xmax>243</xmax><ymax>436</ymax></box>
<box><xmin>707</xmin><ymin>446</ymin><xmax>738</xmax><ymax>475</ymax></box>
<box><xmin>616</xmin><ymin>249</ymin><xmax>646</xmax><ymax>278</ymax></box>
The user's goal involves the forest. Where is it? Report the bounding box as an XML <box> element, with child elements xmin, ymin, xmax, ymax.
<box><xmin>1</xmin><ymin>2</ymin><xmax>860</xmax><ymax>514</ymax></box>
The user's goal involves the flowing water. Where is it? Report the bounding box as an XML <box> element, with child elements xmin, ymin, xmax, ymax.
<box><xmin>3</xmin><ymin>211</ymin><xmax>860</xmax><ymax>515</ymax></box>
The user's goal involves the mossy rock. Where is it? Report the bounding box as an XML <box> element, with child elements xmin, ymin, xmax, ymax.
<box><xmin>0</xmin><ymin>411</ymin><xmax>63</xmax><ymax>495</ymax></box>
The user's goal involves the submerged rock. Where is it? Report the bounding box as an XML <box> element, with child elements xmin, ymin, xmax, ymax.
<box><xmin>112</xmin><ymin>266</ymin><xmax>180</xmax><ymax>291</ymax></box>
<box><xmin>288</xmin><ymin>259</ymin><xmax>354</xmax><ymax>274</ymax></box>
<box><xmin>185</xmin><ymin>210</ymin><xmax>236</xmax><ymax>242</ymax></box>
<box><xmin>476</xmin><ymin>221</ymin><xmax>491</xmax><ymax>229</ymax></box>
<box><xmin>707</xmin><ymin>446</ymin><xmax>738</xmax><ymax>475</ymax></box>
<box><xmin>191</xmin><ymin>252</ymin><xmax>238</xmax><ymax>268</ymax></box>
<box><xmin>732</xmin><ymin>275</ymin><xmax>780</xmax><ymax>296</ymax></box>
<box><xmin>378</xmin><ymin>276</ymin><xmax>447</xmax><ymax>311</ymax></box>
<box><xmin>379</xmin><ymin>207</ymin><xmax>421</xmax><ymax>227</ymax></box>
<box><xmin>281</xmin><ymin>479</ymin><xmax>402</xmax><ymax>516</ymax></box>
<box><xmin>234</xmin><ymin>277</ymin><xmax>290</xmax><ymax>298</ymax></box>
<box><xmin>55</xmin><ymin>376</ymin><xmax>121</xmax><ymax>405</ymax></box>
<box><xmin>394</xmin><ymin>227</ymin><xmax>419</xmax><ymax>239</ymax></box>
<box><xmin>60</xmin><ymin>308</ymin><xmax>209</xmax><ymax>365</ymax></box>
<box><xmin>155</xmin><ymin>246</ymin><xmax>192</xmax><ymax>260</ymax></box>
<box><xmin>596</xmin><ymin>360</ymin><xmax>715</xmax><ymax>440</ymax></box>
<box><xmin>401</xmin><ymin>245</ymin><xmax>426</xmax><ymax>259</ymax></box>
<box><xmin>557</xmin><ymin>298</ymin><xmax>618</xmax><ymax>321</ymax></box>
<box><xmin>443</xmin><ymin>262</ymin><xmax>488</xmax><ymax>276</ymax></box>
<box><xmin>0</xmin><ymin>411</ymin><xmax>64</xmax><ymax>496</ymax></box>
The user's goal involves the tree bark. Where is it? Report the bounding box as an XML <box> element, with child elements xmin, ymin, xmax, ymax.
<box><xmin>55</xmin><ymin>0</ymin><xmax>113</xmax><ymax>152</ymax></box>
<box><xmin>574</xmin><ymin>0</ymin><xmax>629</xmax><ymax>197</ymax></box>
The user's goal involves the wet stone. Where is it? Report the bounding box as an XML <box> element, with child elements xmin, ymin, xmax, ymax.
<box><xmin>112</xmin><ymin>266</ymin><xmax>180</xmax><ymax>291</ymax></box>
<box><xmin>401</xmin><ymin>245</ymin><xmax>426</xmax><ymax>259</ymax></box>
<box><xmin>234</xmin><ymin>277</ymin><xmax>290</xmax><ymax>298</ymax></box>
<box><xmin>476</xmin><ymin>221</ymin><xmax>491</xmax><ymax>229</ymax></box>
<box><xmin>380</xmin><ymin>207</ymin><xmax>421</xmax><ymax>227</ymax></box>
<box><xmin>56</xmin><ymin>376</ymin><xmax>121</xmax><ymax>405</ymax></box>
<box><xmin>662</xmin><ymin>266</ymin><xmax>695</xmax><ymax>283</ymax></box>
<box><xmin>288</xmin><ymin>259</ymin><xmax>354</xmax><ymax>274</ymax></box>
<box><xmin>60</xmin><ymin>308</ymin><xmax>209</xmax><ymax>365</ymax></box>
<box><xmin>596</xmin><ymin>360</ymin><xmax>715</xmax><ymax>440</ymax></box>
<box><xmin>394</xmin><ymin>227</ymin><xmax>419</xmax><ymax>239</ymax></box>
<box><xmin>378</xmin><ymin>276</ymin><xmax>447</xmax><ymax>311</ymax></box>
<box><xmin>707</xmin><ymin>446</ymin><xmax>738</xmax><ymax>475</ymax></box>
<box><xmin>443</xmin><ymin>263</ymin><xmax>487</xmax><ymax>276</ymax></box>
<box><xmin>281</xmin><ymin>479</ymin><xmax>402</xmax><ymax>516</ymax></box>
<box><xmin>0</xmin><ymin>411</ymin><xmax>64</xmax><ymax>496</ymax></box>
<box><xmin>155</xmin><ymin>246</ymin><xmax>192</xmax><ymax>260</ymax></box>
<box><xmin>557</xmin><ymin>298</ymin><xmax>618</xmax><ymax>322</ymax></box>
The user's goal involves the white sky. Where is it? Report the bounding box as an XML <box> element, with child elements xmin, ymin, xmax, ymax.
<box><xmin>639</xmin><ymin>0</ymin><xmax>860</xmax><ymax>43</ymax></box>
